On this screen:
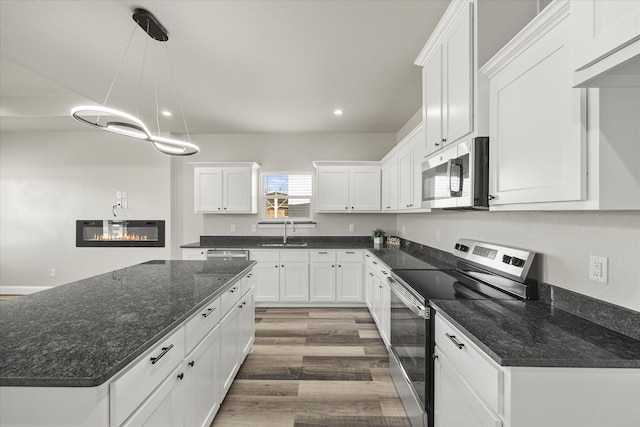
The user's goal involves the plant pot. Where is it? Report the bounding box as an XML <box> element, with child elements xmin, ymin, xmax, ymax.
<box><xmin>373</xmin><ymin>236</ymin><xmax>384</xmax><ymax>245</ymax></box>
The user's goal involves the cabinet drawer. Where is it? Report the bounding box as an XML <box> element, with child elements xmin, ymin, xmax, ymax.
<box><xmin>110</xmin><ymin>327</ymin><xmax>186</xmax><ymax>427</ymax></box>
<box><xmin>337</xmin><ymin>250</ymin><xmax>362</xmax><ymax>262</ymax></box>
<box><xmin>309</xmin><ymin>250</ymin><xmax>336</xmax><ymax>262</ymax></box>
<box><xmin>435</xmin><ymin>314</ymin><xmax>503</xmax><ymax>414</ymax></box>
<box><xmin>220</xmin><ymin>281</ymin><xmax>243</xmax><ymax>315</ymax></box>
<box><xmin>241</xmin><ymin>270</ymin><xmax>255</xmax><ymax>295</ymax></box>
<box><xmin>280</xmin><ymin>250</ymin><xmax>309</xmax><ymax>263</ymax></box>
<box><xmin>185</xmin><ymin>297</ymin><xmax>221</xmax><ymax>352</ymax></box>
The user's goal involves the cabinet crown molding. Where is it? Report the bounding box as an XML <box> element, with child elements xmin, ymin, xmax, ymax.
<box><xmin>480</xmin><ymin>0</ymin><xmax>570</xmax><ymax>79</ymax></box>
<box><xmin>415</xmin><ymin>0</ymin><xmax>472</xmax><ymax>66</ymax></box>
<box><xmin>190</xmin><ymin>162</ymin><xmax>260</xmax><ymax>169</ymax></box>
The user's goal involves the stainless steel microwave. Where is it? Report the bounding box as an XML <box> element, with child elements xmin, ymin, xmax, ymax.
<box><xmin>421</xmin><ymin>137</ymin><xmax>489</xmax><ymax>210</ymax></box>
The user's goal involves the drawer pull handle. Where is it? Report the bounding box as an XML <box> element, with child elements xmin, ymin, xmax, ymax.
<box><xmin>202</xmin><ymin>307</ymin><xmax>216</xmax><ymax>318</ymax></box>
<box><xmin>318</xmin><ymin>251</ymin><xmax>328</xmax><ymax>254</ymax></box>
<box><xmin>229</xmin><ymin>286</ymin><xmax>239</xmax><ymax>293</ymax></box>
<box><xmin>150</xmin><ymin>344</ymin><xmax>174</xmax><ymax>364</ymax></box>
<box><xmin>345</xmin><ymin>251</ymin><xmax>355</xmax><ymax>254</ymax></box>
<box><xmin>446</xmin><ymin>333</ymin><xmax>465</xmax><ymax>349</ymax></box>
<box><xmin>372</xmin><ymin>261</ymin><xmax>378</xmax><ymax>265</ymax></box>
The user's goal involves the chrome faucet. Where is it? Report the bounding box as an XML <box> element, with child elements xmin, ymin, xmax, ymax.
<box><xmin>283</xmin><ymin>219</ymin><xmax>295</xmax><ymax>244</ymax></box>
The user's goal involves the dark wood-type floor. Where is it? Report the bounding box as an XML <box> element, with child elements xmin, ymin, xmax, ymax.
<box><xmin>211</xmin><ymin>307</ymin><xmax>411</xmax><ymax>427</ymax></box>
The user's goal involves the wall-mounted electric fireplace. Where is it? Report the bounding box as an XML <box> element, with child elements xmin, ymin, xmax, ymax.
<box><xmin>76</xmin><ymin>220</ymin><xmax>165</xmax><ymax>247</ymax></box>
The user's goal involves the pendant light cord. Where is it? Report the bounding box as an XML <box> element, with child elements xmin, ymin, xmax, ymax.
<box><xmin>103</xmin><ymin>24</ymin><xmax>138</xmax><ymax>108</ymax></box>
<box><xmin>163</xmin><ymin>43</ymin><xmax>192</xmax><ymax>143</ymax></box>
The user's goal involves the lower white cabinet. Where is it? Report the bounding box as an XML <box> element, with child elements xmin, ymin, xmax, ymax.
<box><xmin>335</xmin><ymin>251</ymin><xmax>364</xmax><ymax>302</ymax></box>
<box><xmin>279</xmin><ymin>251</ymin><xmax>310</xmax><ymax>302</ymax></box>
<box><xmin>184</xmin><ymin>327</ymin><xmax>221</xmax><ymax>427</ymax></box>
<box><xmin>182</xmin><ymin>249</ymin><xmax>207</xmax><ymax>260</ymax></box>
<box><xmin>309</xmin><ymin>251</ymin><xmax>337</xmax><ymax>302</ymax></box>
<box><xmin>434</xmin><ymin>312</ymin><xmax>640</xmax><ymax>427</ymax></box>
<box><xmin>250</xmin><ymin>250</ymin><xmax>280</xmax><ymax>302</ymax></box>
<box><xmin>364</xmin><ymin>253</ymin><xmax>390</xmax><ymax>346</ymax></box>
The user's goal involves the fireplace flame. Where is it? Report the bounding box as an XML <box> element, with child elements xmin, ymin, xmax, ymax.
<box><xmin>91</xmin><ymin>233</ymin><xmax>150</xmax><ymax>241</ymax></box>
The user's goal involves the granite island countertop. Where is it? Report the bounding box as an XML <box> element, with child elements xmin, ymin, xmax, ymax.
<box><xmin>431</xmin><ymin>299</ymin><xmax>640</xmax><ymax>369</ymax></box>
<box><xmin>0</xmin><ymin>259</ymin><xmax>255</xmax><ymax>387</ymax></box>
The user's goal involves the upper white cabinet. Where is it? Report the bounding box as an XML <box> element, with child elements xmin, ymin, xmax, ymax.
<box><xmin>381</xmin><ymin>157</ymin><xmax>398</xmax><ymax>212</ymax></box>
<box><xmin>416</xmin><ymin>0</ymin><xmax>537</xmax><ymax>156</ymax></box>
<box><xmin>314</xmin><ymin>162</ymin><xmax>381</xmax><ymax>212</ymax></box>
<box><xmin>482</xmin><ymin>0</ymin><xmax>640</xmax><ymax>210</ymax></box>
<box><xmin>572</xmin><ymin>0</ymin><xmax>640</xmax><ymax>87</ymax></box>
<box><xmin>193</xmin><ymin>163</ymin><xmax>259</xmax><ymax>214</ymax></box>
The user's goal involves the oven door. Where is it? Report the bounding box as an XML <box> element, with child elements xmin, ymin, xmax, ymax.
<box><xmin>388</xmin><ymin>277</ymin><xmax>430</xmax><ymax>426</ymax></box>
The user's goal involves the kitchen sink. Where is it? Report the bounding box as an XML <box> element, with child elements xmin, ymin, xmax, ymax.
<box><xmin>260</xmin><ymin>242</ymin><xmax>308</xmax><ymax>247</ymax></box>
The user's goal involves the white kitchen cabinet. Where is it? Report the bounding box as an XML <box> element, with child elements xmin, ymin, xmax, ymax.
<box><xmin>250</xmin><ymin>250</ymin><xmax>280</xmax><ymax>302</ymax></box>
<box><xmin>184</xmin><ymin>326</ymin><xmax>221</xmax><ymax>427</ymax></box>
<box><xmin>239</xmin><ymin>288</ymin><xmax>255</xmax><ymax>358</ymax></box>
<box><xmin>193</xmin><ymin>163</ymin><xmax>259</xmax><ymax>214</ymax></box>
<box><xmin>434</xmin><ymin>312</ymin><xmax>640</xmax><ymax>427</ymax></box>
<box><xmin>364</xmin><ymin>252</ymin><xmax>390</xmax><ymax>347</ymax></box>
<box><xmin>416</xmin><ymin>0</ymin><xmax>538</xmax><ymax>155</ymax></box>
<box><xmin>335</xmin><ymin>251</ymin><xmax>363</xmax><ymax>303</ymax></box>
<box><xmin>182</xmin><ymin>249</ymin><xmax>207</xmax><ymax>260</ymax></box>
<box><xmin>309</xmin><ymin>250</ymin><xmax>337</xmax><ymax>302</ymax></box>
<box><xmin>572</xmin><ymin>0</ymin><xmax>640</xmax><ymax>88</ymax></box>
<box><xmin>398</xmin><ymin>125</ymin><xmax>427</xmax><ymax>212</ymax></box>
<box><xmin>381</xmin><ymin>157</ymin><xmax>398</xmax><ymax>212</ymax></box>
<box><xmin>481</xmin><ymin>1</ymin><xmax>587</xmax><ymax>207</ymax></box>
<box><xmin>314</xmin><ymin>162</ymin><xmax>381</xmax><ymax>212</ymax></box>
<box><xmin>279</xmin><ymin>250</ymin><xmax>309</xmax><ymax>302</ymax></box>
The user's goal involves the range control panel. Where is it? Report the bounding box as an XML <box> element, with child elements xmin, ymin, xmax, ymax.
<box><xmin>453</xmin><ymin>239</ymin><xmax>535</xmax><ymax>281</ymax></box>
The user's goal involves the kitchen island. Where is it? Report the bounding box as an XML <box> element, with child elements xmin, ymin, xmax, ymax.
<box><xmin>0</xmin><ymin>258</ymin><xmax>256</xmax><ymax>426</ymax></box>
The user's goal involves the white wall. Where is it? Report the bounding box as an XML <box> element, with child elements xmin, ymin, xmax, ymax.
<box><xmin>170</xmin><ymin>133</ymin><xmax>398</xmax><ymax>258</ymax></box>
<box><xmin>396</xmin><ymin>210</ymin><xmax>640</xmax><ymax>312</ymax></box>
<box><xmin>0</xmin><ymin>131</ymin><xmax>171</xmax><ymax>289</ymax></box>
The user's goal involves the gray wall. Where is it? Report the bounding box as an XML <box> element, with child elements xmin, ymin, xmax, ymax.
<box><xmin>0</xmin><ymin>131</ymin><xmax>172</xmax><ymax>288</ymax></box>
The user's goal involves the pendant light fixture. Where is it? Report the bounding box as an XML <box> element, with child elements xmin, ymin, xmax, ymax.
<box><xmin>71</xmin><ymin>8</ymin><xmax>199</xmax><ymax>156</ymax></box>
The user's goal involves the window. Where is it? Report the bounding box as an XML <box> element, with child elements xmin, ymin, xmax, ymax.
<box><xmin>261</xmin><ymin>173</ymin><xmax>313</xmax><ymax>221</ymax></box>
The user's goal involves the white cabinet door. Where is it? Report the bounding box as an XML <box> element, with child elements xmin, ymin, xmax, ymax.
<box><xmin>572</xmin><ymin>0</ymin><xmax>640</xmax><ymax>87</ymax></box>
<box><xmin>484</xmin><ymin>5</ymin><xmax>586</xmax><ymax>206</ymax></box>
<box><xmin>364</xmin><ymin>266</ymin><xmax>375</xmax><ymax>312</ymax></box>
<box><xmin>219</xmin><ymin>306</ymin><xmax>241</xmax><ymax>396</ymax></box>
<box><xmin>443</xmin><ymin>2</ymin><xmax>473</xmax><ymax>145</ymax></box>
<box><xmin>316</xmin><ymin>167</ymin><xmax>350</xmax><ymax>212</ymax></box>
<box><xmin>279</xmin><ymin>262</ymin><xmax>309</xmax><ymax>302</ymax></box>
<box><xmin>380</xmin><ymin>280</ymin><xmax>390</xmax><ymax>347</ymax></box>
<box><xmin>122</xmin><ymin>366</ymin><xmax>185</xmax><ymax>427</ymax></box>
<box><xmin>423</xmin><ymin>45</ymin><xmax>444</xmax><ymax>155</ymax></box>
<box><xmin>222</xmin><ymin>168</ymin><xmax>251</xmax><ymax>213</ymax></box>
<box><xmin>184</xmin><ymin>327</ymin><xmax>220</xmax><ymax>427</ymax></box>
<box><xmin>239</xmin><ymin>288</ymin><xmax>255</xmax><ymax>358</ymax></box>
<box><xmin>250</xmin><ymin>251</ymin><xmax>280</xmax><ymax>302</ymax></box>
<box><xmin>398</xmin><ymin>147</ymin><xmax>413</xmax><ymax>210</ymax></box>
<box><xmin>381</xmin><ymin>158</ymin><xmax>399</xmax><ymax>212</ymax></box>
<box><xmin>434</xmin><ymin>349</ymin><xmax>502</xmax><ymax>427</ymax></box>
<box><xmin>309</xmin><ymin>262</ymin><xmax>336</xmax><ymax>302</ymax></box>
<box><xmin>194</xmin><ymin>168</ymin><xmax>222</xmax><ymax>213</ymax></box>
<box><xmin>336</xmin><ymin>262</ymin><xmax>363</xmax><ymax>302</ymax></box>
<box><xmin>349</xmin><ymin>167</ymin><xmax>381</xmax><ymax>211</ymax></box>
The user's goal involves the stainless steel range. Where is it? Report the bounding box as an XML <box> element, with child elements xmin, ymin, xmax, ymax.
<box><xmin>387</xmin><ymin>239</ymin><xmax>539</xmax><ymax>427</ymax></box>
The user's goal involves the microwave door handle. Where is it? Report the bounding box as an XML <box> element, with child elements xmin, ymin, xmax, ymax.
<box><xmin>449</xmin><ymin>159</ymin><xmax>462</xmax><ymax>197</ymax></box>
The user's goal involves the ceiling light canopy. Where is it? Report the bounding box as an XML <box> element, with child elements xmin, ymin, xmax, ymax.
<box><xmin>71</xmin><ymin>8</ymin><xmax>199</xmax><ymax>156</ymax></box>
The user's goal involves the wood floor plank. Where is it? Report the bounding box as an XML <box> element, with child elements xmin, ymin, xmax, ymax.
<box><xmin>211</xmin><ymin>308</ymin><xmax>409</xmax><ymax>427</ymax></box>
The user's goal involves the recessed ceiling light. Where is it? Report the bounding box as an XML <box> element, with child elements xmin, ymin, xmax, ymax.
<box><xmin>161</xmin><ymin>110</ymin><xmax>172</xmax><ymax>117</ymax></box>
<box><xmin>333</xmin><ymin>109</ymin><xmax>343</xmax><ymax>116</ymax></box>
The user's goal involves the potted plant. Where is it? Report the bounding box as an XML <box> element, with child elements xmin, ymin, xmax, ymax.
<box><xmin>372</xmin><ymin>228</ymin><xmax>386</xmax><ymax>246</ymax></box>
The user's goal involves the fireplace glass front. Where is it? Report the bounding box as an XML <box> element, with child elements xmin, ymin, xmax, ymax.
<box><xmin>76</xmin><ymin>220</ymin><xmax>165</xmax><ymax>247</ymax></box>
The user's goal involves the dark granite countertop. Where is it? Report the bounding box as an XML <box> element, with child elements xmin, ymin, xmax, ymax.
<box><xmin>181</xmin><ymin>235</ymin><xmax>376</xmax><ymax>250</ymax></box>
<box><xmin>0</xmin><ymin>259</ymin><xmax>255</xmax><ymax>387</ymax></box>
<box><xmin>431</xmin><ymin>299</ymin><xmax>640</xmax><ymax>369</ymax></box>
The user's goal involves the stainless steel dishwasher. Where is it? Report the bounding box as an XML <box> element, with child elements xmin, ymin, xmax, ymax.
<box><xmin>206</xmin><ymin>249</ymin><xmax>250</xmax><ymax>260</ymax></box>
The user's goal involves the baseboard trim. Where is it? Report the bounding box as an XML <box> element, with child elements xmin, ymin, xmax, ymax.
<box><xmin>0</xmin><ymin>285</ymin><xmax>52</xmax><ymax>295</ymax></box>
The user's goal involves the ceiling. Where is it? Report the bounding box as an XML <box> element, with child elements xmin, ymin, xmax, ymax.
<box><xmin>0</xmin><ymin>0</ymin><xmax>450</xmax><ymax>134</ymax></box>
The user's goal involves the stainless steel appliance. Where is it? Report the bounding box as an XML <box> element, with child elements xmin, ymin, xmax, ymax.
<box><xmin>207</xmin><ymin>249</ymin><xmax>250</xmax><ymax>260</ymax></box>
<box><xmin>421</xmin><ymin>137</ymin><xmax>489</xmax><ymax>209</ymax></box>
<box><xmin>387</xmin><ymin>239</ymin><xmax>538</xmax><ymax>427</ymax></box>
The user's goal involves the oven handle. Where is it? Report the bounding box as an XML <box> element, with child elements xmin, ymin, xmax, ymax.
<box><xmin>387</xmin><ymin>277</ymin><xmax>429</xmax><ymax>319</ymax></box>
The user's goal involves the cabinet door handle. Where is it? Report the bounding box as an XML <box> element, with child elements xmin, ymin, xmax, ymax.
<box><xmin>345</xmin><ymin>251</ymin><xmax>355</xmax><ymax>254</ymax></box>
<box><xmin>188</xmin><ymin>360</ymin><xmax>195</xmax><ymax>367</ymax></box>
<box><xmin>488</xmin><ymin>194</ymin><xmax>496</xmax><ymax>201</ymax></box>
<box><xmin>177</xmin><ymin>372</ymin><xmax>184</xmax><ymax>380</ymax></box>
<box><xmin>202</xmin><ymin>307</ymin><xmax>216</xmax><ymax>318</ymax></box>
<box><xmin>150</xmin><ymin>344</ymin><xmax>174</xmax><ymax>365</ymax></box>
<box><xmin>318</xmin><ymin>251</ymin><xmax>328</xmax><ymax>254</ymax></box>
<box><xmin>229</xmin><ymin>286</ymin><xmax>239</xmax><ymax>293</ymax></box>
<box><xmin>445</xmin><ymin>333</ymin><xmax>465</xmax><ymax>349</ymax></box>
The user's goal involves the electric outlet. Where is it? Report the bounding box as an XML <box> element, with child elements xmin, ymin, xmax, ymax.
<box><xmin>231</xmin><ymin>224</ymin><xmax>237</xmax><ymax>232</ymax></box>
<box><xmin>122</xmin><ymin>200</ymin><xmax>128</xmax><ymax>209</ymax></box>
<box><xmin>251</xmin><ymin>224</ymin><xmax>257</xmax><ymax>233</ymax></box>
<box><xmin>589</xmin><ymin>255</ymin><xmax>608</xmax><ymax>284</ymax></box>
<box><xmin>122</xmin><ymin>191</ymin><xmax>128</xmax><ymax>199</ymax></box>
<box><xmin>436</xmin><ymin>229</ymin><xmax>441</xmax><ymax>242</ymax></box>
<box><xmin>402</xmin><ymin>225</ymin><xmax>406</xmax><ymax>235</ymax></box>
<box><xmin>50</xmin><ymin>268</ymin><xmax>56</xmax><ymax>277</ymax></box>
<box><xmin>349</xmin><ymin>224</ymin><xmax>355</xmax><ymax>232</ymax></box>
